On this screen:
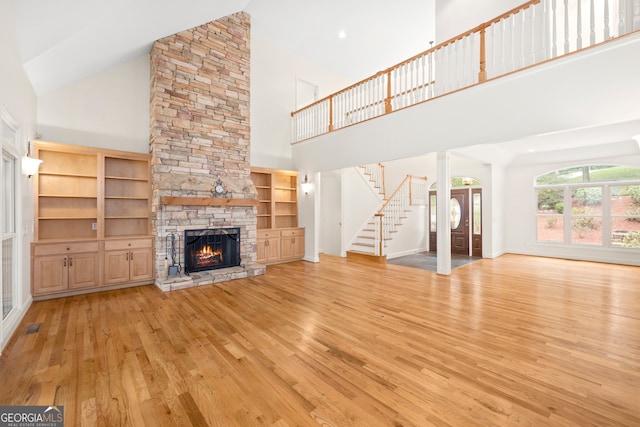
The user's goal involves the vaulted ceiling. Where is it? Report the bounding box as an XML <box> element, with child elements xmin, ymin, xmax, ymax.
<box><xmin>12</xmin><ymin>0</ymin><xmax>435</xmax><ymax>95</ymax></box>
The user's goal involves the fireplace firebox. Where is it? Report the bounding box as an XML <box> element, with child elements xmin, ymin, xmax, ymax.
<box><xmin>184</xmin><ymin>228</ymin><xmax>240</xmax><ymax>274</ymax></box>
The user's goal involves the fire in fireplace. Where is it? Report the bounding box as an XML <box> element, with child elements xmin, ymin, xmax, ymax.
<box><xmin>184</xmin><ymin>228</ymin><xmax>240</xmax><ymax>274</ymax></box>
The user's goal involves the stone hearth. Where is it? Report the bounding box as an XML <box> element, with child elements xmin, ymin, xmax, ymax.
<box><xmin>149</xmin><ymin>12</ymin><xmax>263</xmax><ymax>291</ymax></box>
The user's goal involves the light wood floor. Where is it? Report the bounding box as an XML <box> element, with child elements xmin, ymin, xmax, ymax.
<box><xmin>1</xmin><ymin>254</ymin><xmax>639</xmax><ymax>426</ymax></box>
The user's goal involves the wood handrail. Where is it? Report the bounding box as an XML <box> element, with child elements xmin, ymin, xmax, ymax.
<box><xmin>291</xmin><ymin>0</ymin><xmax>542</xmax><ymax>118</ymax></box>
<box><xmin>377</xmin><ymin>175</ymin><xmax>410</xmax><ymax>216</ymax></box>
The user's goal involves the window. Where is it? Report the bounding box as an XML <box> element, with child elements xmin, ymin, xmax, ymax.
<box><xmin>535</xmin><ymin>165</ymin><xmax>640</xmax><ymax>248</ymax></box>
<box><xmin>1</xmin><ymin>113</ymin><xmax>18</xmax><ymax>322</ymax></box>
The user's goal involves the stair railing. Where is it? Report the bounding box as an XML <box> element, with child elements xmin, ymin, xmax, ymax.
<box><xmin>373</xmin><ymin>174</ymin><xmax>428</xmax><ymax>256</ymax></box>
<box><xmin>291</xmin><ymin>0</ymin><xmax>640</xmax><ymax>143</ymax></box>
<box><xmin>361</xmin><ymin>163</ymin><xmax>386</xmax><ymax>198</ymax></box>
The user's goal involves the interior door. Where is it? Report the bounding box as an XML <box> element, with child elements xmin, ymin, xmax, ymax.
<box><xmin>450</xmin><ymin>189</ymin><xmax>469</xmax><ymax>255</ymax></box>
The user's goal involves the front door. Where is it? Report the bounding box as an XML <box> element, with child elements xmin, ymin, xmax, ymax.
<box><xmin>429</xmin><ymin>188</ymin><xmax>479</xmax><ymax>256</ymax></box>
<box><xmin>450</xmin><ymin>189</ymin><xmax>469</xmax><ymax>255</ymax></box>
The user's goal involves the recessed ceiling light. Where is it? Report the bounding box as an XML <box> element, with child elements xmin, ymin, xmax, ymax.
<box><xmin>338</xmin><ymin>30</ymin><xmax>347</xmax><ymax>39</ymax></box>
<box><xmin>527</xmin><ymin>148</ymin><xmax>536</xmax><ymax>153</ymax></box>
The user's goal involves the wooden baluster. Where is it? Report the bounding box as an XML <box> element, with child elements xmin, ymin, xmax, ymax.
<box><xmin>618</xmin><ymin>0</ymin><xmax>626</xmax><ymax>36</ymax></box>
<box><xmin>385</xmin><ymin>70</ymin><xmax>392</xmax><ymax>114</ymax></box>
<box><xmin>604</xmin><ymin>0</ymin><xmax>610</xmax><ymax>39</ymax></box>
<box><xmin>402</xmin><ymin>64</ymin><xmax>408</xmax><ymax>107</ymax></box>
<box><xmin>465</xmin><ymin>35</ymin><xmax>472</xmax><ymax>86</ymax></box>
<box><xmin>428</xmin><ymin>45</ymin><xmax>434</xmax><ymax>98</ymax></box>
<box><xmin>552</xmin><ymin>0</ymin><xmax>558</xmax><ymax>57</ymax></box>
<box><xmin>452</xmin><ymin>40</ymin><xmax>459</xmax><ymax>91</ymax></box>
<box><xmin>530</xmin><ymin>4</ymin><xmax>537</xmax><ymax>64</ymax></box>
<box><xmin>564</xmin><ymin>0</ymin><xmax>570</xmax><ymax>54</ymax></box>
<box><xmin>590</xmin><ymin>0</ymin><xmax>596</xmax><ymax>45</ymax></box>
<box><xmin>520</xmin><ymin>9</ymin><xmax>526</xmax><ymax>67</ymax></box>
<box><xmin>511</xmin><ymin>15</ymin><xmax>517</xmax><ymax>72</ymax></box>
<box><xmin>541</xmin><ymin>0</ymin><xmax>549</xmax><ymax>60</ymax></box>
<box><xmin>577</xmin><ymin>0</ymin><xmax>583</xmax><ymax>49</ymax></box>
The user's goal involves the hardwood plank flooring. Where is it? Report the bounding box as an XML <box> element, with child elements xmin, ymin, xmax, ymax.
<box><xmin>1</xmin><ymin>254</ymin><xmax>639</xmax><ymax>426</ymax></box>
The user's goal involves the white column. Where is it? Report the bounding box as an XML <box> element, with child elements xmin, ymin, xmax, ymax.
<box><xmin>436</xmin><ymin>151</ymin><xmax>452</xmax><ymax>275</ymax></box>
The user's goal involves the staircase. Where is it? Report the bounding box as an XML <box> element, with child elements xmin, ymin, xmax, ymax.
<box><xmin>348</xmin><ymin>164</ymin><xmax>428</xmax><ymax>262</ymax></box>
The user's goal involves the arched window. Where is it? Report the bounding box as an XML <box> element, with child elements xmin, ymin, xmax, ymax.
<box><xmin>535</xmin><ymin>165</ymin><xmax>640</xmax><ymax>248</ymax></box>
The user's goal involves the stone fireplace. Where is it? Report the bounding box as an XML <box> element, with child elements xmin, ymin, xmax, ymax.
<box><xmin>149</xmin><ymin>12</ymin><xmax>264</xmax><ymax>291</ymax></box>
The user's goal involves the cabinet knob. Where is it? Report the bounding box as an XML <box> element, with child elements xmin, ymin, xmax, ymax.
<box><xmin>128</xmin><ymin>243</ymin><xmax>131</xmax><ymax>246</ymax></box>
<box><xmin>66</xmin><ymin>247</ymin><xmax>70</xmax><ymax>251</ymax></box>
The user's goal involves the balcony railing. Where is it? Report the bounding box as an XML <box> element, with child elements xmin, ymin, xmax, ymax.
<box><xmin>291</xmin><ymin>0</ymin><xmax>640</xmax><ymax>144</ymax></box>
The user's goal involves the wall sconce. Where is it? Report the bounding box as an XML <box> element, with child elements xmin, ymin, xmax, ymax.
<box><xmin>300</xmin><ymin>174</ymin><xmax>312</xmax><ymax>194</ymax></box>
<box><xmin>462</xmin><ymin>177</ymin><xmax>473</xmax><ymax>186</ymax></box>
<box><xmin>22</xmin><ymin>141</ymin><xmax>43</xmax><ymax>178</ymax></box>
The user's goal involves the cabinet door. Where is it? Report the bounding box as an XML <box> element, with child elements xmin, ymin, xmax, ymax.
<box><xmin>129</xmin><ymin>247</ymin><xmax>153</xmax><ymax>282</ymax></box>
<box><xmin>256</xmin><ymin>238</ymin><xmax>269</xmax><ymax>263</ymax></box>
<box><xmin>33</xmin><ymin>255</ymin><xmax>67</xmax><ymax>295</ymax></box>
<box><xmin>68</xmin><ymin>252</ymin><xmax>100</xmax><ymax>289</ymax></box>
<box><xmin>281</xmin><ymin>230</ymin><xmax>305</xmax><ymax>260</ymax></box>
<box><xmin>293</xmin><ymin>235</ymin><xmax>305</xmax><ymax>258</ymax></box>
<box><xmin>104</xmin><ymin>250</ymin><xmax>130</xmax><ymax>284</ymax></box>
<box><xmin>266</xmin><ymin>238</ymin><xmax>280</xmax><ymax>261</ymax></box>
<box><xmin>257</xmin><ymin>238</ymin><xmax>280</xmax><ymax>263</ymax></box>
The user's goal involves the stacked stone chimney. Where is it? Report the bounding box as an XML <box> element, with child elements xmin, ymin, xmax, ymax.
<box><xmin>149</xmin><ymin>12</ymin><xmax>263</xmax><ymax>290</ymax></box>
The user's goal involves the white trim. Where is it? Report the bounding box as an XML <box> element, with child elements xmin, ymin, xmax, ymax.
<box><xmin>0</xmin><ymin>106</ymin><xmax>29</xmax><ymax>354</ymax></box>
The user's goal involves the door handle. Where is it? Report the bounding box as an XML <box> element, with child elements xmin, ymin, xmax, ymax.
<box><xmin>69</xmin><ymin>257</ymin><xmax>73</xmax><ymax>267</ymax></box>
<box><xmin>63</xmin><ymin>257</ymin><xmax>67</xmax><ymax>267</ymax></box>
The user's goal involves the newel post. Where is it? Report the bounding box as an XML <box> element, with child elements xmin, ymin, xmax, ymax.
<box><xmin>479</xmin><ymin>25</ymin><xmax>488</xmax><ymax>82</ymax></box>
<box><xmin>384</xmin><ymin>70</ymin><xmax>393</xmax><ymax>114</ymax></box>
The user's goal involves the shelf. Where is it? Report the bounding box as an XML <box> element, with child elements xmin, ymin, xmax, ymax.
<box><xmin>39</xmin><ymin>194</ymin><xmax>97</xmax><ymax>199</ymax></box>
<box><xmin>39</xmin><ymin>172</ymin><xmax>98</xmax><ymax>178</ymax></box>
<box><xmin>105</xmin><ymin>176</ymin><xmax>149</xmax><ymax>182</ymax></box>
<box><xmin>39</xmin><ymin>216</ymin><xmax>97</xmax><ymax>220</ymax></box>
<box><xmin>105</xmin><ymin>196</ymin><xmax>149</xmax><ymax>200</ymax></box>
<box><xmin>251</xmin><ymin>167</ymin><xmax>298</xmax><ymax>230</ymax></box>
<box><xmin>34</xmin><ymin>141</ymin><xmax>151</xmax><ymax>241</ymax></box>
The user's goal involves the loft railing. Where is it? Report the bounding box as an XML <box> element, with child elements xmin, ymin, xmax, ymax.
<box><xmin>291</xmin><ymin>0</ymin><xmax>640</xmax><ymax>144</ymax></box>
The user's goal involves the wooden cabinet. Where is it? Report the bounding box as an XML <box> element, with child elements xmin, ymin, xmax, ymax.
<box><xmin>104</xmin><ymin>239</ymin><xmax>153</xmax><ymax>285</ymax></box>
<box><xmin>104</xmin><ymin>156</ymin><xmax>151</xmax><ymax>238</ymax></box>
<box><xmin>35</xmin><ymin>146</ymin><xmax>98</xmax><ymax>240</ymax></box>
<box><xmin>280</xmin><ymin>229</ymin><xmax>305</xmax><ymax>260</ymax></box>
<box><xmin>31</xmin><ymin>141</ymin><xmax>154</xmax><ymax>299</ymax></box>
<box><xmin>32</xmin><ymin>242</ymin><xmax>100</xmax><ymax>296</ymax></box>
<box><xmin>257</xmin><ymin>230</ymin><xmax>281</xmax><ymax>264</ymax></box>
<box><xmin>251</xmin><ymin>167</ymin><xmax>305</xmax><ymax>264</ymax></box>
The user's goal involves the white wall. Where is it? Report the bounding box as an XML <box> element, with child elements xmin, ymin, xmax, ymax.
<box><xmin>436</xmin><ymin>0</ymin><xmax>524</xmax><ymax>42</ymax></box>
<box><xmin>250</xmin><ymin>37</ymin><xmax>351</xmax><ymax>170</ymax></box>
<box><xmin>37</xmin><ymin>55</ymin><xmax>150</xmax><ymax>153</ymax></box>
<box><xmin>0</xmin><ymin>0</ymin><xmax>38</xmax><ymax>351</ymax></box>
<box><xmin>319</xmin><ymin>170</ymin><xmax>342</xmax><ymax>255</ymax></box>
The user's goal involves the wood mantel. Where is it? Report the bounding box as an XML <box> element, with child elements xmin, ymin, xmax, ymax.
<box><xmin>161</xmin><ymin>196</ymin><xmax>260</xmax><ymax>207</ymax></box>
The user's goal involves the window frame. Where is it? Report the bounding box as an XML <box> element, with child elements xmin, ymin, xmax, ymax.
<box><xmin>535</xmin><ymin>179</ymin><xmax>640</xmax><ymax>249</ymax></box>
